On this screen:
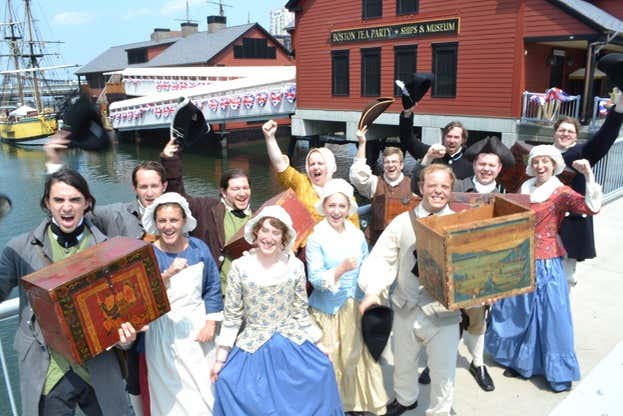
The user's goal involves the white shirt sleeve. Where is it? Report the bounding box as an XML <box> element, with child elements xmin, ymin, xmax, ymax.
<box><xmin>349</xmin><ymin>157</ymin><xmax>378</xmax><ymax>199</ymax></box>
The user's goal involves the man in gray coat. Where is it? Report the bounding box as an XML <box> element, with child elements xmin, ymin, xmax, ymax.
<box><xmin>0</xmin><ymin>168</ymin><xmax>137</xmax><ymax>415</ymax></box>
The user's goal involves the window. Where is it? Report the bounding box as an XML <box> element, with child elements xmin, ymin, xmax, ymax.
<box><xmin>397</xmin><ymin>0</ymin><xmax>419</xmax><ymax>15</ymax></box>
<box><xmin>432</xmin><ymin>43</ymin><xmax>458</xmax><ymax>98</ymax></box>
<box><xmin>86</xmin><ymin>73</ymin><xmax>105</xmax><ymax>89</ymax></box>
<box><xmin>332</xmin><ymin>50</ymin><xmax>349</xmax><ymax>96</ymax></box>
<box><xmin>233</xmin><ymin>37</ymin><xmax>276</xmax><ymax>59</ymax></box>
<box><xmin>127</xmin><ymin>49</ymin><xmax>148</xmax><ymax>64</ymax></box>
<box><xmin>394</xmin><ymin>45</ymin><xmax>417</xmax><ymax>96</ymax></box>
<box><xmin>361</xmin><ymin>47</ymin><xmax>381</xmax><ymax>97</ymax></box>
<box><xmin>362</xmin><ymin>0</ymin><xmax>382</xmax><ymax>19</ymax></box>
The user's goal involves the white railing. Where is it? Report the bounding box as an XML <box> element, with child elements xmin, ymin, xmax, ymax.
<box><xmin>594</xmin><ymin>137</ymin><xmax>623</xmax><ymax>203</ymax></box>
<box><xmin>521</xmin><ymin>90</ymin><xmax>581</xmax><ymax>124</ymax></box>
<box><xmin>0</xmin><ymin>297</ymin><xmax>19</xmax><ymax>416</ymax></box>
<box><xmin>589</xmin><ymin>96</ymin><xmax>615</xmax><ymax>132</ymax></box>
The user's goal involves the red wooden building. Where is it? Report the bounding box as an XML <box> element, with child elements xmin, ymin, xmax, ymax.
<box><xmin>285</xmin><ymin>0</ymin><xmax>623</xmax><ymax>145</ymax></box>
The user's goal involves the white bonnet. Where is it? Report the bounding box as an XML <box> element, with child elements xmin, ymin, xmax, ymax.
<box><xmin>314</xmin><ymin>178</ymin><xmax>358</xmax><ymax>217</ymax></box>
<box><xmin>142</xmin><ymin>192</ymin><xmax>197</xmax><ymax>235</ymax></box>
<box><xmin>526</xmin><ymin>145</ymin><xmax>566</xmax><ymax>176</ymax></box>
<box><xmin>243</xmin><ymin>205</ymin><xmax>297</xmax><ymax>252</ymax></box>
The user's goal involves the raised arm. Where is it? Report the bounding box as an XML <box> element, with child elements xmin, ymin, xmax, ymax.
<box><xmin>577</xmin><ymin>89</ymin><xmax>623</xmax><ymax>165</ymax></box>
<box><xmin>160</xmin><ymin>136</ymin><xmax>188</xmax><ymax>197</ymax></box>
<box><xmin>262</xmin><ymin>120</ymin><xmax>289</xmax><ymax>173</ymax></box>
<box><xmin>399</xmin><ymin>110</ymin><xmax>431</xmax><ymax>160</ymax></box>
<box><xmin>349</xmin><ymin>126</ymin><xmax>378</xmax><ymax>199</ymax></box>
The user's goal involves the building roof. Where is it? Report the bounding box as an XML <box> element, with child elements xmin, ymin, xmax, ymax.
<box><xmin>550</xmin><ymin>0</ymin><xmax>623</xmax><ymax>33</ymax></box>
<box><xmin>75</xmin><ymin>38</ymin><xmax>180</xmax><ymax>75</ymax></box>
<box><xmin>139</xmin><ymin>23</ymin><xmax>255</xmax><ymax>67</ymax></box>
<box><xmin>285</xmin><ymin>0</ymin><xmax>300</xmax><ymax>11</ymax></box>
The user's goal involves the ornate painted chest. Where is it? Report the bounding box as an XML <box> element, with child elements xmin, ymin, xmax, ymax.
<box><xmin>22</xmin><ymin>236</ymin><xmax>170</xmax><ymax>364</ymax></box>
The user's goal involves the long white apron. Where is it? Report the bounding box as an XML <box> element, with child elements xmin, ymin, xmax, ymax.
<box><xmin>145</xmin><ymin>262</ymin><xmax>216</xmax><ymax>415</ymax></box>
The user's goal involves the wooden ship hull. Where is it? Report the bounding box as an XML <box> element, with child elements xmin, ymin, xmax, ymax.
<box><xmin>0</xmin><ymin>113</ymin><xmax>57</xmax><ymax>145</ymax></box>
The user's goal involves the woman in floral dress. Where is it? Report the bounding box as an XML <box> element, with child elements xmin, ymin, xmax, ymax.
<box><xmin>210</xmin><ymin>205</ymin><xmax>343</xmax><ymax>415</ymax></box>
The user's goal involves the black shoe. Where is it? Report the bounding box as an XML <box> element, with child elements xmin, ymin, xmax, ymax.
<box><xmin>469</xmin><ymin>362</ymin><xmax>495</xmax><ymax>392</ymax></box>
<box><xmin>384</xmin><ymin>399</ymin><xmax>418</xmax><ymax>416</ymax></box>
<box><xmin>418</xmin><ymin>367</ymin><xmax>430</xmax><ymax>385</ymax></box>
<box><xmin>503</xmin><ymin>367</ymin><xmax>527</xmax><ymax>379</ymax></box>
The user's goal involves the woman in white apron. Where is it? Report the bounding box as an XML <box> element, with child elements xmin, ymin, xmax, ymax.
<box><xmin>142</xmin><ymin>192</ymin><xmax>223</xmax><ymax>415</ymax></box>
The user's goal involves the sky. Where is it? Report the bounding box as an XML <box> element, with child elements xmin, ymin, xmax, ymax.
<box><xmin>7</xmin><ymin>0</ymin><xmax>291</xmax><ymax>77</ymax></box>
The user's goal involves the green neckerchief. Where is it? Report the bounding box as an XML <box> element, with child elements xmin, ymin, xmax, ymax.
<box><xmin>220</xmin><ymin>209</ymin><xmax>249</xmax><ymax>294</ymax></box>
<box><xmin>43</xmin><ymin>226</ymin><xmax>92</xmax><ymax>395</ymax></box>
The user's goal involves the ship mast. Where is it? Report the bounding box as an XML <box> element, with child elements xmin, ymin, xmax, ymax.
<box><xmin>24</xmin><ymin>0</ymin><xmax>42</xmax><ymax>111</ymax></box>
<box><xmin>4</xmin><ymin>0</ymin><xmax>24</xmax><ymax>103</ymax></box>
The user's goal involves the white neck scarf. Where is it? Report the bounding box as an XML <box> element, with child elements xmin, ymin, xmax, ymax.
<box><xmin>382</xmin><ymin>172</ymin><xmax>405</xmax><ymax>187</ymax></box>
<box><xmin>472</xmin><ymin>177</ymin><xmax>497</xmax><ymax>194</ymax></box>
<box><xmin>520</xmin><ymin>176</ymin><xmax>563</xmax><ymax>203</ymax></box>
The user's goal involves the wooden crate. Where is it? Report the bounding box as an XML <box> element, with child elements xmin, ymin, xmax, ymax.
<box><xmin>224</xmin><ymin>188</ymin><xmax>315</xmax><ymax>257</ymax></box>
<box><xmin>22</xmin><ymin>237</ymin><xmax>170</xmax><ymax>364</ymax></box>
<box><xmin>414</xmin><ymin>195</ymin><xmax>535</xmax><ymax>310</ymax></box>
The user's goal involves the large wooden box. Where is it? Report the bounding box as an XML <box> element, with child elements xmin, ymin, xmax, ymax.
<box><xmin>22</xmin><ymin>237</ymin><xmax>170</xmax><ymax>364</ymax></box>
<box><xmin>414</xmin><ymin>195</ymin><xmax>535</xmax><ymax>310</ymax></box>
<box><xmin>224</xmin><ymin>188</ymin><xmax>315</xmax><ymax>257</ymax></box>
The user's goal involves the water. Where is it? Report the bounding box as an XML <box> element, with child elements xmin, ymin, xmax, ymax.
<box><xmin>0</xmin><ymin>133</ymin><xmax>366</xmax><ymax>414</ymax></box>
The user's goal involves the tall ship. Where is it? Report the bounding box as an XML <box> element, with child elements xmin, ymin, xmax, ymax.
<box><xmin>0</xmin><ymin>0</ymin><xmax>76</xmax><ymax>145</ymax></box>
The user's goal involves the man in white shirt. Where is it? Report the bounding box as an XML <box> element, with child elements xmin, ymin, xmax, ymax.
<box><xmin>349</xmin><ymin>126</ymin><xmax>414</xmax><ymax>244</ymax></box>
<box><xmin>358</xmin><ymin>164</ymin><xmax>461</xmax><ymax>416</ymax></box>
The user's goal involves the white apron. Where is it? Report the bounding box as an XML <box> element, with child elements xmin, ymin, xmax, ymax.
<box><xmin>145</xmin><ymin>262</ymin><xmax>216</xmax><ymax>415</ymax></box>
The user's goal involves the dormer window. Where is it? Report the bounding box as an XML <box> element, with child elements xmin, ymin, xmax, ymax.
<box><xmin>127</xmin><ymin>49</ymin><xmax>148</xmax><ymax>64</ymax></box>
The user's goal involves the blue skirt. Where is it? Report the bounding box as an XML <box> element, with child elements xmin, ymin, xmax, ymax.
<box><xmin>485</xmin><ymin>258</ymin><xmax>580</xmax><ymax>390</ymax></box>
<box><xmin>214</xmin><ymin>333</ymin><xmax>344</xmax><ymax>415</ymax></box>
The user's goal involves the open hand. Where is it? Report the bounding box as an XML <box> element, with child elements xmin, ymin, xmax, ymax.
<box><xmin>195</xmin><ymin>320</ymin><xmax>216</xmax><ymax>343</ymax></box>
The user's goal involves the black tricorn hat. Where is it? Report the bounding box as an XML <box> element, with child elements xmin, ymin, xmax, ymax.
<box><xmin>464</xmin><ymin>136</ymin><xmax>515</xmax><ymax>170</ymax></box>
<box><xmin>396</xmin><ymin>72</ymin><xmax>434</xmax><ymax>110</ymax></box>
<box><xmin>358</xmin><ymin>97</ymin><xmax>395</xmax><ymax>130</ymax></box>
<box><xmin>597</xmin><ymin>53</ymin><xmax>623</xmax><ymax>91</ymax></box>
<box><xmin>171</xmin><ymin>97</ymin><xmax>210</xmax><ymax>149</ymax></box>
<box><xmin>63</xmin><ymin>93</ymin><xmax>110</xmax><ymax>151</ymax></box>
<box><xmin>361</xmin><ymin>304</ymin><xmax>394</xmax><ymax>362</ymax></box>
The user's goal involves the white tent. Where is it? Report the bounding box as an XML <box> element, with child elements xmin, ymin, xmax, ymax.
<box><xmin>9</xmin><ymin>105</ymin><xmax>37</xmax><ymax>116</ymax></box>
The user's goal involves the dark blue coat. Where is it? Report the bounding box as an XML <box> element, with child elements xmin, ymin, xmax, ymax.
<box><xmin>560</xmin><ymin>110</ymin><xmax>623</xmax><ymax>260</ymax></box>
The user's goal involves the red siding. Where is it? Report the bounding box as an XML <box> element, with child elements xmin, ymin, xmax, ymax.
<box><xmin>147</xmin><ymin>44</ymin><xmax>171</xmax><ymax>61</ymax></box>
<box><xmin>523</xmin><ymin>0</ymin><xmax>594</xmax><ymax>37</ymax></box>
<box><xmin>291</xmin><ymin>0</ymin><xmax>603</xmax><ymax>119</ymax></box>
<box><xmin>210</xmin><ymin>27</ymin><xmax>293</xmax><ymax>66</ymax></box>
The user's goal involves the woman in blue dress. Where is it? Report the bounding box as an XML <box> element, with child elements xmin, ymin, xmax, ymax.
<box><xmin>142</xmin><ymin>192</ymin><xmax>223</xmax><ymax>415</ymax></box>
<box><xmin>485</xmin><ymin>145</ymin><xmax>602</xmax><ymax>392</ymax></box>
<box><xmin>306</xmin><ymin>178</ymin><xmax>388</xmax><ymax>415</ymax></box>
<box><xmin>210</xmin><ymin>205</ymin><xmax>343</xmax><ymax>415</ymax></box>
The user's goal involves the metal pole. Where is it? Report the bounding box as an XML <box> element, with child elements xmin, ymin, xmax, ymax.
<box><xmin>0</xmin><ymin>339</ymin><xmax>18</xmax><ymax>416</ymax></box>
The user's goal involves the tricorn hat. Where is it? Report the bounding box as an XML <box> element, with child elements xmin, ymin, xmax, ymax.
<box><xmin>464</xmin><ymin>136</ymin><xmax>515</xmax><ymax>170</ymax></box>
<box><xmin>597</xmin><ymin>53</ymin><xmax>623</xmax><ymax>91</ymax></box>
<box><xmin>62</xmin><ymin>92</ymin><xmax>110</xmax><ymax>151</ymax></box>
<box><xmin>358</xmin><ymin>97</ymin><xmax>395</xmax><ymax>130</ymax></box>
<box><xmin>395</xmin><ymin>72</ymin><xmax>434</xmax><ymax>110</ymax></box>
<box><xmin>171</xmin><ymin>97</ymin><xmax>210</xmax><ymax>149</ymax></box>
<box><xmin>361</xmin><ymin>304</ymin><xmax>394</xmax><ymax>362</ymax></box>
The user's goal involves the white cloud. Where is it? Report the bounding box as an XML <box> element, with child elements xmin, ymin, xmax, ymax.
<box><xmin>52</xmin><ymin>11</ymin><xmax>93</xmax><ymax>25</ymax></box>
<box><xmin>123</xmin><ymin>7</ymin><xmax>154</xmax><ymax>21</ymax></box>
<box><xmin>160</xmin><ymin>0</ymin><xmax>205</xmax><ymax>17</ymax></box>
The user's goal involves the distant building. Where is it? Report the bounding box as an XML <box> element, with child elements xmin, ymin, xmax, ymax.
<box><xmin>76</xmin><ymin>16</ymin><xmax>293</xmax><ymax>100</ymax></box>
<box><xmin>270</xmin><ymin>8</ymin><xmax>295</xmax><ymax>36</ymax></box>
<box><xmin>285</xmin><ymin>0</ymin><xmax>623</xmax><ymax>145</ymax></box>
